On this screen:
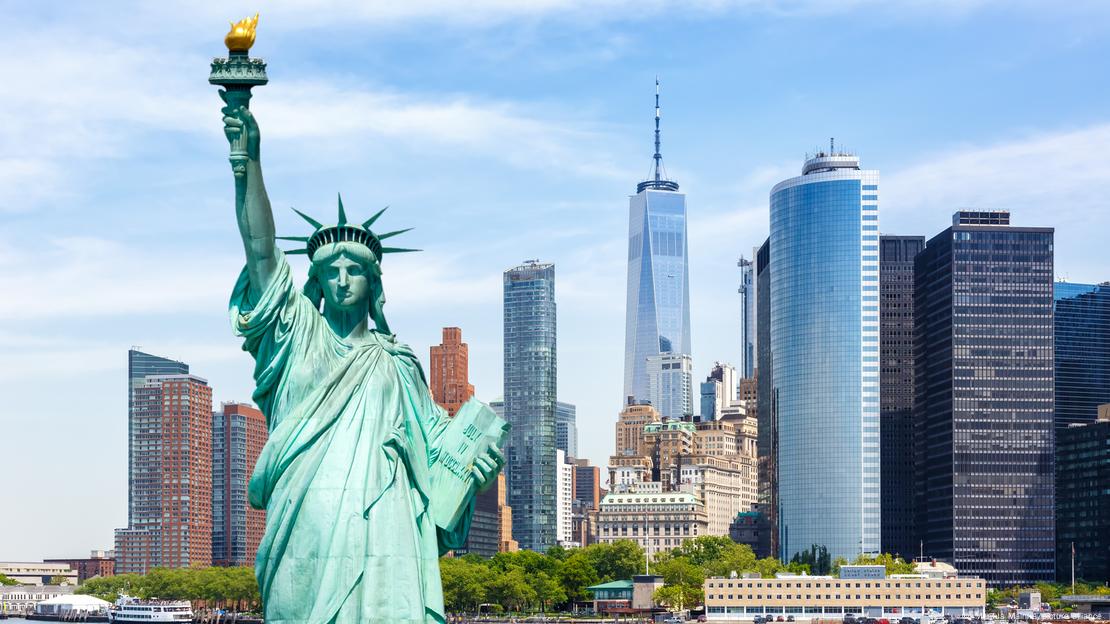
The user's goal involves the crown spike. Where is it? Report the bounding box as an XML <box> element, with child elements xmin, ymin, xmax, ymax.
<box><xmin>377</xmin><ymin>228</ymin><xmax>413</xmax><ymax>240</ymax></box>
<box><xmin>276</xmin><ymin>235</ymin><xmax>310</xmax><ymax>242</ymax></box>
<box><xmin>291</xmin><ymin>207</ymin><xmax>323</xmax><ymax>229</ymax></box>
<box><xmin>381</xmin><ymin>247</ymin><xmax>421</xmax><ymax>254</ymax></box>
<box><xmin>337</xmin><ymin>193</ymin><xmax>347</xmax><ymax>226</ymax></box>
<box><xmin>362</xmin><ymin>206</ymin><xmax>389</xmax><ymax>229</ymax></box>
<box><xmin>284</xmin><ymin>248</ymin><xmax>309</xmax><ymax>255</ymax></box>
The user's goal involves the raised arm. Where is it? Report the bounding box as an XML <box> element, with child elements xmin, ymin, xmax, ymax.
<box><xmin>221</xmin><ymin>91</ymin><xmax>278</xmax><ymax>297</ymax></box>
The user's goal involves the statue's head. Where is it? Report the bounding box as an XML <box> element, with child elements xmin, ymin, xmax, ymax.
<box><xmin>309</xmin><ymin>242</ymin><xmax>380</xmax><ymax>314</ymax></box>
<box><xmin>279</xmin><ymin>194</ymin><xmax>418</xmax><ymax>329</ymax></box>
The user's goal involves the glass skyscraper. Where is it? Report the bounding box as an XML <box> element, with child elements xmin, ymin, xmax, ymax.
<box><xmin>738</xmin><ymin>255</ymin><xmax>756</xmax><ymax>379</ymax></box>
<box><xmin>879</xmin><ymin>235</ymin><xmax>924</xmax><ymax>559</ymax></box>
<box><xmin>915</xmin><ymin>211</ymin><xmax>1055</xmax><ymax>586</ymax></box>
<box><xmin>1054</xmin><ymin>281</ymin><xmax>1110</xmax><ymax>429</ymax></box>
<box><xmin>755</xmin><ymin>238</ymin><xmax>777</xmax><ymax>557</ymax></box>
<box><xmin>555</xmin><ymin>401</ymin><xmax>578</xmax><ymax>458</ymax></box>
<box><xmin>769</xmin><ymin>151</ymin><xmax>880</xmax><ymax>560</ymax></box>
<box><xmin>503</xmin><ymin>261</ymin><xmax>557</xmax><ymax>552</ymax></box>
<box><xmin>622</xmin><ymin>80</ymin><xmax>691</xmax><ymax>407</ymax></box>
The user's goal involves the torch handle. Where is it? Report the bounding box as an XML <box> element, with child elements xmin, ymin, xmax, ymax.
<box><xmin>223</xmin><ymin>87</ymin><xmax>254</xmax><ymax>163</ymax></box>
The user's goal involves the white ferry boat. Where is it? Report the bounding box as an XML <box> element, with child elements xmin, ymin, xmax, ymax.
<box><xmin>108</xmin><ymin>594</ymin><xmax>193</xmax><ymax>622</ymax></box>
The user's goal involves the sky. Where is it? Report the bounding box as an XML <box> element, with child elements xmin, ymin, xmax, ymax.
<box><xmin>2</xmin><ymin>0</ymin><xmax>1110</xmax><ymax>561</ymax></box>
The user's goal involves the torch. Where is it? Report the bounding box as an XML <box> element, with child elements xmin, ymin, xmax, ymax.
<box><xmin>209</xmin><ymin>14</ymin><xmax>267</xmax><ymax>172</ymax></box>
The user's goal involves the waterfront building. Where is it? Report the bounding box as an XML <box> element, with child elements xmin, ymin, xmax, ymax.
<box><xmin>769</xmin><ymin>148</ymin><xmax>880</xmax><ymax>560</ymax></box>
<box><xmin>126</xmin><ymin>350</ymin><xmax>189</xmax><ymax>527</ymax></box>
<box><xmin>502</xmin><ymin>260</ymin><xmax>558</xmax><ymax>552</ymax></box>
<box><xmin>704</xmin><ymin>564</ymin><xmax>986</xmax><ymax>621</ymax></box>
<box><xmin>556</xmin><ymin>401</ymin><xmax>578</xmax><ymax>458</ymax></box>
<box><xmin>915</xmin><ymin>210</ymin><xmax>1055</xmax><ymax>586</ymax></box>
<box><xmin>700</xmin><ymin>362</ymin><xmax>738</xmax><ymax>422</ymax></box>
<box><xmin>429</xmin><ymin>327</ymin><xmax>475</xmax><ymax>417</ymax></box>
<box><xmin>879</xmin><ymin>235</ymin><xmax>924</xmax><ymax>559</ymax></box>
<box><xmin>596</xmin><ymin>490</ymin><xmax>708</xmax><ymax>556</ymax></box>
<box><xmin>754</xmin><ymin>238</ymin><xmax>778</xmax><ymax>558</ymax></box>
<box><xmin>0</xmin><ymin>562</ymin><xmax>77</xmax><ymax>586</ymax></box>
<box><xmin>739</xmin><ymin>255</ymin><xmax>756</xmax><ymax>379</ymax></box>
<box><xmin>211</xmin><ymin>402</ymin><xmax>267</xmax><ymax>567</ymax></box>
<box><xmin>1054</xmin><ymin>282</ymin><xmax>1110</xmax><ymax>429</ymax></box>
<box><xmin>622</xmin><ymin>80</ymin><xmax>692</xmax><ymax>406</ymax></box>
<box><xmin>0</xmin><ymin>585</ymin><xmax>74</xmax><ymax>613</ymax></box>
<box><xmin>115</xmin><ymin>370</ymin><xmax>213</xmax><ymax>573</ymax></box>
<box><xmin>1055</xmin><ymin>406</ymin><xmax>1110</xmax><ymax>583</ymax></box>
<box><xmin>43</xmin><ymin>551</ymin><xmax>114</xmax><ymax>583</ymax></box>
<box><xmin>646</xmin><ymin>352</ymin><xmax>693</xmax><ymax>421</ymax></box>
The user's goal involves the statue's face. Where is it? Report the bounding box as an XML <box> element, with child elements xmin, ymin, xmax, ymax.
<box><xmin>319</xmin><ymin>252</ymin><xmax>372</xmax><ymax>312</ymax></box>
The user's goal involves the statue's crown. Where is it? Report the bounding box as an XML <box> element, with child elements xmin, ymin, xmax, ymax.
<box><xmin>277</xmin><ymin>194</ymin><xmax>418</xmax><ymax>262</ymax></box>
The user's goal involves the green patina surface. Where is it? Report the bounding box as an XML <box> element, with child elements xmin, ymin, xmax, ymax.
<box><xmin>213</xmin><ymin>42</ymin><xmax>506</xmax><ymax>624</ymax></box>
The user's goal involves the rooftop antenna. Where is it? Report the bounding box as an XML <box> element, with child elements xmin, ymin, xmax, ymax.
<box><xmin>654</xmin><ymin>76</ymin><xmax>663</xmax><ymax>184</ymax></box>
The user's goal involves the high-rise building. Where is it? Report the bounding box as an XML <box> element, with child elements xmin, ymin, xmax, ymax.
<box><xmin>573</xmin><ymin>458</ymin><xmax>602</xmax><ymax>510</ymax></box>
<box><xmin>738</xmin><ymin>255</ymin><xmax>756</xmax><ymax>379</ymax></box>
<box><xmin>556</xmin><ymin>401</ymin><xmax>578</xmax><ymax>458</ymax></box>
<box><xmin>1055</xmin><ymin>406</ymin><xmax>1110</xmax><ymax>583</ymax></box>
<box><xmin>879</xmin><ymin>235</ymin><xmax>924</xmax><ymax>559</ymax></box>
<box><xmin>429</xmin><ymin>327</ymin><xmax>476</xmax><ymax>417</ymax></box>
<box><xmin>126</xmin><ymin>350</ymin><xmax>189</xmax><ymax>526</ymax></box>
<box><xmin>622</xmin><ymin>80</ymin><xmax>691</xmax><ymax>406</ymax></box>
<box><xmin>770</xmin><ymin>148</ymin><xmax>880</xmax><ymax>560</ymax></box>
<box><xmin>646</xmin><ymin>352</ymin><xmax>693</xmax><ymax>421</ymax></box>
<box><xmin>754</xmin><ymin>238</ymin><xmax>777</xmax><ymax>558</ymax></box>
<box><xmin>1054</xmin><ymin>282</ymin><xmax>1110</xmax><ymax>430</ymax></box>
<box><xmin>503</xmin><ymin>261</ymin><xmax>557</xmax><ymax>552</ymax></box>
<box><xmin>556</xmin><ymin>450</ymin><xmax>575</xmax><ymax>547</ymax></box>
<box><xmin>915</xmin><ymin>210</ymin><xmax>1055</xmax><ymax>586</ymax></box>
<box><xmin>116</xmin><ymin>368</ymin><xmax>213</xmax><ymax>574</ymax></box>
<box><xmin>699</xmin><ymin>362</ymin><xmax>738</xmax><ymax>422</ymax></box>
<box><xmin>211</xmin><ymin>402</ymin><xmax>267</xmax><ymax>567</ymax></box>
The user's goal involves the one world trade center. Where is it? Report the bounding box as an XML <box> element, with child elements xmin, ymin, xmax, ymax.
<box><xmin>622</xmin><ymin>79</ymin><xmax>691</xmax><ymax>406</ymax></box>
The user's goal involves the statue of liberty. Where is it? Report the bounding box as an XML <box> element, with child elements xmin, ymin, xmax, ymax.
<box><xmin>216</xmin><ymin>25</ymin><xmax>506</xmax><ymax>622</ymax></box>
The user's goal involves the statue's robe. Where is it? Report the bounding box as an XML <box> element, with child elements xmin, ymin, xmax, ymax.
<box><xmin>230</xmin><ymin>253</ymin><xmax>470</xmax><ymax>624</ymax></box>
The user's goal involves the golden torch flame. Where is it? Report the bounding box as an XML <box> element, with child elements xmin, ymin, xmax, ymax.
<box><xmin>224</xmin><ymin>13</ymin><xmax>259</xmax><ymax>53</ymax></box>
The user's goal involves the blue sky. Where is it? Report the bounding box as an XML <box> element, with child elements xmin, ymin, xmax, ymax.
<box><xmin>2</xmin><ymin>0</ymin><xmax>1110</xmax><ymax>561</ymax></box>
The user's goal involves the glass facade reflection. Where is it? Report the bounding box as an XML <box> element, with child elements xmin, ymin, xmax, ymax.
<box><xmin>879</xmin><ymin>235</ymin><xmax>924</xmax><ymax>559</ymax></box>
<box><xmin>503</xmin><ymin>261</ymin><xmax>557</xmax><ymax>552</ymax></box>
<box><xmin>1054</xmin><ymin>282</ymin><xmax>1110</xmax><ymax>429</ymax></box>
<box><xmin>770</xmin><ymin>154</ymin><xmax>880</xmax><ymax>561</ymax></box>
<box><xmin>623</xmin><ymin>188</ymin><xmax>692</xmax><ymax>405</ymax></box>
<box><xmin>914</xmin><ymin>212</ymin><xmax>1055</xmax><ymax>586</ymax></box>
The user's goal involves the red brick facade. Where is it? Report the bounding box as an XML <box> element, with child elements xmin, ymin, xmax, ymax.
<box><xmin>429</xmin><ymin>327</ymin><xmax>475</xmax><ymax>416</ymax></box>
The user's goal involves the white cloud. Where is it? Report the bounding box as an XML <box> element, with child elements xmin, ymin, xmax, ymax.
<box><xmin>883</xmin><ymin>123</ymin><xmax>1110</xmax><ymax>282</ymax></box>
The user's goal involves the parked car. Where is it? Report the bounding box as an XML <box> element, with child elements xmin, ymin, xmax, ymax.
<box><xmin>777</xmin><ymin>616</ymin><xmax>786</xmax><ymax>622</ymax></box>
<box><xmin>787</xmin><ymin>616</ymin><xmax>796</xmax><ymax>622</ymax></box>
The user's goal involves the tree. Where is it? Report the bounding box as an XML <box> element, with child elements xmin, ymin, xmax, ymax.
<box><xmin>0</xmin><ymin>574</ymin><xmax>20</xmax><ymax>586</ymax></box>
<box><xmin>486</xmin><ymin>568</ymin><xmax>537</xmax><ymax>612</ymax></box>
<box><xmin>852</xmin><ymin>553</ymin><xmax>915</xmax><ymax>575</ymax></box>
<box><xmin>583</xmin><ymin>540</ymin><xmax>645</xmax><ymax>582</ymax></box>
<box><xmin>791</xmin><ymin>545</ymin><xmax>832</xmax><ymax>575</ymax></box>
<box><xmin>559</xmin><ymin>552</ymin><xmax>601</xmax><ymax>604</ymax></box>
<box><xmin>654</xmin><ymin>584</ymin><xmax>703</xmax><ymax>612</ymax></box>
<box><xmin>440</xmin><ymin>557</ymin><xmax>487</xmax><ymax>612</ymax></box>
<box><xmin>532</xmin><ymin>571</ymin><xmax>567</xmax><ymax>612</ymax></box>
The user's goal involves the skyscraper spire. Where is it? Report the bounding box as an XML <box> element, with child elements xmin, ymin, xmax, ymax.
<box><xmin>638</xmin><ymin>77</ymin><xmax>679</xmax><ymax>193</ymax></box>
<box><xmin>654</xmin><ymin>76</ymin><xmax>662</xmax><ymax>184</ymax></box>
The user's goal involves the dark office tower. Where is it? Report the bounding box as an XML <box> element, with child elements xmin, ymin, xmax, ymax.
<box><xmin>879</xmin><ymin>235</ymin><xmax>924</xmax><ymax>559</ymax></box>
<box><xmin>211</xmin><ymin>402</ymin><xmax>267</xmax><ymax>567</ymax></box>
<box><xmin>127</xmin><ymin>349</ymin><xmax>189</xmax><ymax>525</ymax></box>
<box><xmin>754</xmin><ymin>237</ymin><xmax>777</xmax><ymax>557</ymax></box>
<box><xmin>503</xmin><ymin>260</ymin><xmax>557</xmax><ymax>552</ymax></box>
<box><xmin>914</xmin><ymin>210</ymin><xmax>1055</xmax><ymax>586</ymax></box>
<box><xmin>1054</xmin><ymin>282</ymin><xmax>1110</xmax><ymax>430</ymax></box>
<box><xmin>1055</xmin><ymin>407</ymin><xmax>1110</xmax><ymax>583</ymax></box>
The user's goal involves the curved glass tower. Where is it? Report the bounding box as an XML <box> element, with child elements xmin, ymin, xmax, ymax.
<box><xmin>622</xmin><ymin>80</ymin><xmax>692</xmax><ymax>406</ymax></box>
<box><xmin>770</xmin><ymin>151</ymin><xmax>880</xmax><ymax>560</ymax></box>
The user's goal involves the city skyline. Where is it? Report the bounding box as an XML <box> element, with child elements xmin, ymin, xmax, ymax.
<box><xmin>4</xmin><ymin>1</ymin><xmax>1110</xmax><ymax>561</ymax></box>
